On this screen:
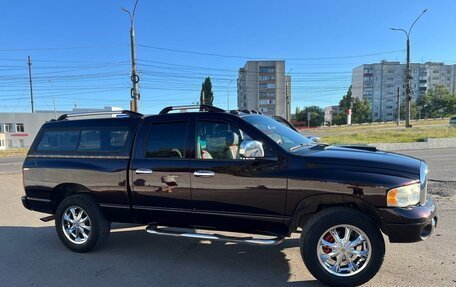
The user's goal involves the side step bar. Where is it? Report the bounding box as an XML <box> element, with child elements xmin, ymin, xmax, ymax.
<box><xmin>40</xmin><ymin>215</ymin><xmax>55</xmax><ymax>222</ymax></box>
<box><xmin>146</xmin><ymin>225</ymin><xmax>284</xmax><ymax>246</ymax></box>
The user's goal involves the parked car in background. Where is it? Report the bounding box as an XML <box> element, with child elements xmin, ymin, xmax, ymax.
<box><xmin>22</xmin><ymin>105</ymin><xmax>436</xmax><ymax>286</ymax></box>
<box><xmin>450</xmin><ymin>116</ymin><xmax>456</xmax><ymax>125</ymax></box>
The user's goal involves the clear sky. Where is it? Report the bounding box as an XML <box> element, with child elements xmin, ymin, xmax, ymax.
<box><xmin>1</xmin><ymin>0</ymin><xmax>455</xmax><ymax>114</ymax></box>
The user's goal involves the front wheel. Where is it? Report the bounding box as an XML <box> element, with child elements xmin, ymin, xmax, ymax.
<box><xmin>55</xmin><ymin>194</ymin><xmax>111</xmax><ymax>253</ymax></box>
<box><xmin>300</xmin><ymin>207</ymin><xmax>385</xmax><ymax>286</ymax></box>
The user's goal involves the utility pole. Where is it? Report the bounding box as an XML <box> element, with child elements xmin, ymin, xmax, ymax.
<box><xmin>49</xmin><ymin>80</ymin><xmax>57</xmax><ymax>119</ymax></box>
<box><xmin>390</xmin><ymin>9</ymin><xmax>427</xmax><ymax>128</ymax></box>
<box><xmin>27</xmin><ymin>56</ymin><xmax>34</xmax><ymax>113</ymax></box>
<box><xmin>396</xmin><ymin>87</ymin><xmax>400</xmax><ymax>126</ymax></box>
<box><xmin>227</xmin><ymin>80</ymin><xmax>233</xmax><ymax>110</ymax></box>
<box><xmin>285</xmin><ymin>69</ymin><xmax>292</xmax><ymax>121</ymax></box>
<box><xmin>122</xmin><ymin>0</ymin><xmax>140</xmax><ymax>112</ymax></box>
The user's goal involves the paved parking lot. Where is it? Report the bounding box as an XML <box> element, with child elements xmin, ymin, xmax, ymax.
<box><xmin>0</xmin><ymin>150</ymin><xmax>455</xmax><ymax>286</ymax></box>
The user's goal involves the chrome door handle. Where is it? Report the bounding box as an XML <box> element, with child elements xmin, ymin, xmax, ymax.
<box><xmin>193</xmin><ymin>170</ymin><xmax>215</xmax><ymax>177</ymax></box>
<box><xmin>136</xmin><ymin>168</ymin><xmax>153</xmax><ymax>175</ymax></box>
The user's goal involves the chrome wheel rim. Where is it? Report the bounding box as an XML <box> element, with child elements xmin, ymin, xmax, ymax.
<box><xmin>317</xmin><ymin>224</ymin><xmax>371</xmax><ymax>277</ymax></box>
<box><xmin>62</xmin><ymin>206</ymin><xmax>91</xmax><ymax>245</ymax></box>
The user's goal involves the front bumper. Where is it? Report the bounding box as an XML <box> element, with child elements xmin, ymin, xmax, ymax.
<box><xmin>379</xmin><ymin>196</ymin><xmax>437</xmax><ymax>243</ymax></box>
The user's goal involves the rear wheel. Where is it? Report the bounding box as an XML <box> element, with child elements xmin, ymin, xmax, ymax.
<box><xmin>55</xmin><ymin>194</ymin><xmax>110</xmax><ymax>253</ymax></box>
<box><xmin>300</xmin><ymin>207</ymin><xmax>385</xmax><ymax>286</ymax></box>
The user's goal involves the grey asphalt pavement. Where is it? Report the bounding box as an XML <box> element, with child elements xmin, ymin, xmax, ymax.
<box><xmin>400</xmin><ymin>148</ymin><xmax>456</xmax><ymax>181</ymax></box>
<box><xmin>0</xmin><ymin>156</ymin><xmax>24</xmax><ymax>174</ymax></box>
<box><xmin>0</xmin><ymin>148</ymin><xmax>455</xmax><ymax>286</ymax></box>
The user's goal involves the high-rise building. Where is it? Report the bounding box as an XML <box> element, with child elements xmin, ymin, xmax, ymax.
<box><xmin>237</xmin><ymin>61</ymin><xmax>291</xmax><ymax>119</ymax></box>
<box><xmin>352</xmin><ymin>61</ymin><xmax>456</xmax><ymax>121</ymax></box>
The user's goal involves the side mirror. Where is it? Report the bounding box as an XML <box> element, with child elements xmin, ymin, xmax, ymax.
<box><xmin>239</xmin><ymin>140</ymin><xmax>264</xmax><ymax>158</ymax></box>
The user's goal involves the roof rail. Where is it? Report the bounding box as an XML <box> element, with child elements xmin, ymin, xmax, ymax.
<box><xmin>56</xmin><ymin>110</ymin><xmax>143</xmax><ymax>121</ymax></box>
<box><xmin>159</xmin><ymin>105</ymin><xmax>225</xmax><ymax>115</ymax></box>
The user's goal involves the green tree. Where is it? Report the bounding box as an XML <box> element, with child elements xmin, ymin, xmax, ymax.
<box><xmin>427</xmin><ymin>85</ymin><xmax>455</xmax><ymax>117</ymax></box>
<box><xmin>332</xmin><ymin>112</ymin><xmax>347</xmax><ymax>125</ymax></box>
<box><xmin>338</xmin><ymin>85</ymin><xmax>353</xmax><ymax>111</ymax></box>
<box><xmin>352</xmin><ymin>98</ymin><xmax>371</xmax><ymax>124</ymax></box>
<box><xmin>332</xmin><ymin>85</ymin><xmax>371</xmax><ymax>125</ymax></box>
<box><xmin>200</xmin><ymin>77</ymin><xmax>214</xmax><ymax>105</ymax></box>
<box><xmin>400</xmin><ymin>101</ymin><xmax>419</xmax><ymax>120</ymax></box>
<box><xmin>415</xmin><ymin>85</ymin><xmax>456</xmax><ymax>118</ymax></box>
<box><xmin>296</xmin><ymin>106</ymin><xmax>324</xmax><ymax>127</ymax></box>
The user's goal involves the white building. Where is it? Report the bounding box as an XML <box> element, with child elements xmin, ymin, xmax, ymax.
<box><xmin>0</xmin><ymin>106</ymin><xmax>122</xmax><ymax>148</ymax></box>
<box><xmin>237</xmin><ymin>61</ymin><xmax>291</xmax><ymax>119</ymax></box>
<box><xmin>352</xmin><ymin>61</ymin><xmax>456</xmax><ymax>121</ymax></box>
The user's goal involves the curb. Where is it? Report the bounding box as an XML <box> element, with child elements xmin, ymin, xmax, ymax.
<box><xmin>369</xmin><ymin>138</ymin><xmax>456</xmax><ymax>151</ymax></box>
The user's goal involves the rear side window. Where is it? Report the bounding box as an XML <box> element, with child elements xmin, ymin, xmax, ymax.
<box><xmin>37</xmin><ymin>130</ymin><xmax>79</xmax><ymax>151</ymax></box>
<box><xmin>36</xmin><ymin>128</ymin><xmax>130</xmax><ymax>154</ymax></box>
<box><xmin>145</xmin><ymin>122</ymin><xmax>187</xmax><ymax>158</ymax></box>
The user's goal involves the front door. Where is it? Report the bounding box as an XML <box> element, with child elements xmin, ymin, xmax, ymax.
<box><xmin>130</xmin><ymin>116</ymin><xmax>192</xmax><ymax>226</ymax></box>
<box><xmin>190</xmin><ymin>117</ymin><xmax>288</xmax><ymax>235</ymax></box>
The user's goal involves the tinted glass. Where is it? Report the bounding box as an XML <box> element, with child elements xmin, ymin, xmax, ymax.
<box><xmin>243</xmin><ymin>115</ymin><xmax>314</xmax><ymax>150</ymax></box>
<box><xmin>37</xmin><ymin>130</ymin><xmax>79</xmax><ymax>151</ymax></box>
<box><xmin>78</xmin><ymin>130</ymin><xmax>100</xmax><ymax>150</ymax></box>
<box><xmin>146</xmin><ymin>122</ymin><xmax>187</xmax><ymax>158</ymax></box>
<box><xmin>36</xmin><ymin>128</ymin><xmax>130</xmax><ymax>153</ymax></box>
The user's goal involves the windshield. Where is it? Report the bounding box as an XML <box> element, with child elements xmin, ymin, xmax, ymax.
<box><xmin>243</xmin><ymin>115</ymin><xmax>314</xmax><ymax>150</ymax></box>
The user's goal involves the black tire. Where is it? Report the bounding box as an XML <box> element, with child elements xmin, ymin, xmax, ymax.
<box><xmin>300</xmin><ymin>207</ymin><xmax>385</xmax><ymax>287</ymax></box>
<box><xmin>55</xmin><ymin>194</ymin><xmax>111</xmax><ymax>253</ymax></box>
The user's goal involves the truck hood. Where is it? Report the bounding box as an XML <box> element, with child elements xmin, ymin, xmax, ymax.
<box><xmin>292</xmin><ymin>145</ymin><xmax>421</xmax><ymax>176</ymax></box>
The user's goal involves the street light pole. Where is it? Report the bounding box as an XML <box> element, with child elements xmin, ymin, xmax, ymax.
<box><xmin>122</xmin><ymin>0</ymin><xmax>140</xmax><ymax>112</ymax></box>
<box><xmin>390</xmin><ymin>8</ymin><xmax>427</xmax><ymax>128</ymax></box>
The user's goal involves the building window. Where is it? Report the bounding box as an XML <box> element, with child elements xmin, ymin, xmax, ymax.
<box><xmin>259</xmin><ymin>66</ymin><xmax>275</xmax><ymax>73</ymax></box>
<box><xmin>16</xmin><ymin>123</ymin><xmax>25</xmax><ymax>133</ymax></box>
<box><xmin>259</xmin><ymin>75</ymin><xmax>276</xmax><ymax>81</ymax></box>
<box><xmin>259</xmin><ymin>99</ymin><xmax>275</xmax><ymax>105</ymax></box>
<box><xmin>0</xmin><ymin>139</ymin><xmax>4</xmax><ymax>147</ymax></box>
<box><xmin>18</xmin><ymin>139</ymin><xmax>24</xmax><ymax>148</ymax></box>
<box><xmin>7</xmin><ymin>140</ymin><xmax>13</xmax><ymax>147</ymax></box>
<box><xmin>4</xmin><ymin>123</ymin><xmax>13</xmax><ymax>133</ymax></box>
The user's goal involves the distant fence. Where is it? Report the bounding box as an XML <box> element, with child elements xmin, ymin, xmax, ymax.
<box><xmin>318</xmin><ymin>117</ymin><xmax>451</xmax><ymax>129</ymax></box>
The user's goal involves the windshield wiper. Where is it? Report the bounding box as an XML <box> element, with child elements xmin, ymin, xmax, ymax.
<box><xmin>289</xmin><ymin>143</ymin><xmax>313</xmax><ymax>151</ymax></box>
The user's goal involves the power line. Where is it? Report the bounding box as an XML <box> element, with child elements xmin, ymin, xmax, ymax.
<box><xmin>0</xmin><ymin>44</ymin><xmax>125</xmax><ymax>52</ymax></box>
<box><xmin>137</xmin><ymin>44</ymin><xmax>406</xmax><ymax>61</ymax></box>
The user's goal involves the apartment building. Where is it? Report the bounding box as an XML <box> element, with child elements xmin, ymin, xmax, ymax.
<box><xmin>352</xmin><ymin>61</ymin><xmax>456</xmax><ymax>121</ymax></box>
<box><xmin>237</xmin><ymin>61</ymin><xmax>291</xmax><ymax>119</ymax></box>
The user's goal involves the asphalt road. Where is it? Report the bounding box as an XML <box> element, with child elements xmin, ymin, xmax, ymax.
<box><xmin>0</xmin><ymin>149</ymin><xmax>455</xmax><ymax>286</ymax></box>
<box><xmin>0</xmin><ymin>173</ymin><xmax>455</xmax><ymax>286</ymax></box>
<box><xmin>0</xmin><ymin>156</ymin><xmax>24</xmax><ymax>174</ymax></box>
<box><xmin>400</xmin><ymin>148</ymin><xmax>456</xmax><ymax>181</ymax></box>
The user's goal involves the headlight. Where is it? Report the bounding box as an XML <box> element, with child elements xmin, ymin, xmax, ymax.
<box><xmin>387</xmin><ymin>183</ymin><xmax>421</xmax><ymax>207</ymax></box>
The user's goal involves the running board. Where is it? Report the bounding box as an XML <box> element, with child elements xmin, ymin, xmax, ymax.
<box><xmin>40</xmin><ymin>215</ymin><xmax>55</xmax><ymax>222</ymax></box>
<box><xmin>145</xmin><ymin>225</ymin><xmax>284</xmax><ymax>246</ymax></box>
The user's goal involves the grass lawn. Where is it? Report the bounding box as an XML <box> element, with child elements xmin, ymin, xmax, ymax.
<box><xmin>0</xmin><ymin>148</ymin><xmax>28</xmax><ymax>157</ymax></box>
<box><xmin>306</xmin><ymin>118</ymin><xmax>456</xmax><ymax>144</ymax></box>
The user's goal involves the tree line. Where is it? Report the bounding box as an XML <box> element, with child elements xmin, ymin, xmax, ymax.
<box><xmin>294</xmin><ymin>85</ymin><xmax>456</xmax><ymax>127</ymax></box>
